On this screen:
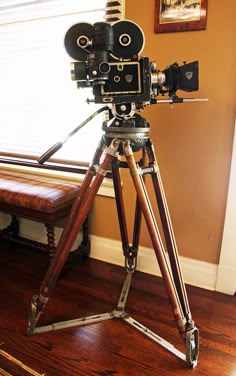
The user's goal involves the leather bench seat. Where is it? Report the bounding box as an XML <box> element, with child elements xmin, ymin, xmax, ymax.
<box><xmin>0</xmin><ymin>171</ymin><xmax>90</xmax><ymax>258</ymax></box>
<box><xmin>0</xmin><ymin>171</ymin><xmax>80</xmax><ymax>222</ymax></box>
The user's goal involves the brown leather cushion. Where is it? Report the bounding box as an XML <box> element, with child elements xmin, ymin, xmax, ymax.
<box><xmin>0</xmin><ymin>172</ymin><xmax>80</xmax><ymax>213</ymax></box>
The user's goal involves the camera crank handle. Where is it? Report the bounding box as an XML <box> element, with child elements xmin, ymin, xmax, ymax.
<box><xmin>38</xmin><ymin>142</ymin><xmax>63</xmax><ymax>164</ymax></box>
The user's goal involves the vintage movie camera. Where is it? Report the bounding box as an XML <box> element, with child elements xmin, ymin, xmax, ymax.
<box><xmin>64</xmin><ymin>20</ymin><xmax>199</xmax><ymax>107</ymax></box>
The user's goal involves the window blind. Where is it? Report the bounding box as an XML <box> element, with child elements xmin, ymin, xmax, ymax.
<box><xmin>0</xmin><ymin>1</ymin><xmax>125</xmax><ymax>166</ymax></box>
<box><xmin>106</xmin><ymin>1</ymin><xmax>125</xmax><ymax>23</ymax></box>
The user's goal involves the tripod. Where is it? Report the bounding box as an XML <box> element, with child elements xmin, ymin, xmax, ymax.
<box><xmin>28</xmin><ymin>110</ymin><xmax>199</xmax><ymax>368</ymax></box>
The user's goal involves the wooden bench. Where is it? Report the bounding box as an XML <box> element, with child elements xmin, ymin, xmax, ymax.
<box><xmin>0</xmin><ymin>171</ymin><xmax>90</xmax><ymax>259</ymax></box>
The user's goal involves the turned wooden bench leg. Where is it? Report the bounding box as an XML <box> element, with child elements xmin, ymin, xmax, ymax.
<box><xmin>45</xmin><ymin>223</ymin><xmax>56</xmax><ymax>260</ymax></box>
<box><xmin>45</xmin><ymin>216</ymin><xmax>90</xmax><ymax>261</ymax></box>
<box><xmin>78</xmin><ymin>214</ymin><xmax>91</xmax><ymax>257</ymax></box>
<box><xmin>1</xmin><ymin>214</ymin><xmax>90</xmax><ymax>263</ymax></box>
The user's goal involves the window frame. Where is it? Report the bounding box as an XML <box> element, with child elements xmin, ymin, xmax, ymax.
<box><xmin>0</xmin><ymin>1</ymin><xmax>125</xmax><ymax>196</ymax></box>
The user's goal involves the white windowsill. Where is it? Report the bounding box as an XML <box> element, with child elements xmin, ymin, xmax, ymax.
<box><xmin>0</xmin><ymin>162</ymin><xmax>115</xmax><ymax>198</ymax></box>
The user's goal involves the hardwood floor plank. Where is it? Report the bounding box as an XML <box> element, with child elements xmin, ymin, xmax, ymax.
<box><xmin>0</xmin><ymin>240</ymin><xmax>235</xmax><ymax>375</ymax></box>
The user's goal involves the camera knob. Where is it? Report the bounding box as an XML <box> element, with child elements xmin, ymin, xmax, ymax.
<box><xmin>99</xmin><ymin>62</ymin><xmax>110</xmax><ymax>74</ymax></box>
<box><xmin>119</xmin><ymin>33</ymin><xmax>131</xmax><ymax>47</ymax></box>
<box><xmin>77</xmin><ymin>35</ymin><xmax>90</xmax><ymax>49</ymax></box>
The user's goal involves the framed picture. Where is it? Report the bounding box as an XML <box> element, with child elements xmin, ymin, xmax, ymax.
<box><xmin>154</xmin><ymin>0</ymin><xmax>207</xmax><ymax>33</ymax></box>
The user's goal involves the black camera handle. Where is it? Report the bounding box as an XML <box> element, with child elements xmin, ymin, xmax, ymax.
<box><xmin>38</xmin><ymin>97</ymin><xmax>207</xmax><ymax>165</ymax></box>
<box><xmin>37</xmin><ymin>106</ymin><xmax>110</xmax><ymax>164</ymax></box>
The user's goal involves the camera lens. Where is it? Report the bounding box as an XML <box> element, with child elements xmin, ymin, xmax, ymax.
<box><xmin>70</xmin><ymin>62</ymin><xmax>87</xmax><ymax>81</ymax></box>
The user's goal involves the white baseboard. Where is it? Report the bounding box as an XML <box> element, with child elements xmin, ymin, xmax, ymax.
<box><xmin>0</xmin><ymin>214</ymin><xmax>218</xmax><ymax>291</ymax></box>
<box><xmin>216</xmin><ymin>265</ymin><xmax>236</xmax><ymax>295</ymax></box>
<box><xmin>91</xmin><ymin>235</ymin><xmax>218</xmax><ymax>291</ymax></box>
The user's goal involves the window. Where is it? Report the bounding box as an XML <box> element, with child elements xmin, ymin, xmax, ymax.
<box><xmin>0</xmin><ymin>1</ymin><xmax>125</xmax><ymax>166</ymax></box>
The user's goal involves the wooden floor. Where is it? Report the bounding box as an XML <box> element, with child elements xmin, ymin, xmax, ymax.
<box><xmin>0</xmin><ymin>240</ymin><xmax>235</xmax><ymax>376</ymax></box>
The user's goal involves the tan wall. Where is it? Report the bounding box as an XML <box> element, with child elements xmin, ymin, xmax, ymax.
<box><xmin>91</xmin><ymin>0</ymin><xmax>236</xmax><ymax>264</ymax></box>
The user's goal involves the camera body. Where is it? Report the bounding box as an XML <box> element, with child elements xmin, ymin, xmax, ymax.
<box><xmin>65</xmin><ymin>20</ymin><xmax>199</xmax><ymax>106</ymax></box>
<box><xmin>72</xmin><ymin>57</ymin><xmax>152</xmax><ymax>104</ymax></box>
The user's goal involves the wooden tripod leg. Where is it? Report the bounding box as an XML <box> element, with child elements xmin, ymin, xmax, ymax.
<box><xmin>112</xmin><ymin>158</ymin><xmax>135</xmax><ymax>270</ymax></box>
<box><xmin>128</xmin><ymin>147</ymin><xmax>148</xmax><ymax>270</ymax></box>
<box><xmin>123</xmin><ymin>141</ymin><xmax>186</xmax><ymax>336</ymax></box>
<box><xmin>132</xmin><ymin>146</ymin><xmax>149</xmax><ymax>252</ymax></box>
<box><xmin>28</xmin><ymin>138</ymin><xmax>119</xmax><ymax>333</ymax></box>
<box><xmin>146</xmin><ymin>139</ymin><xmax>191</xmax><ymax>318</ymax></box>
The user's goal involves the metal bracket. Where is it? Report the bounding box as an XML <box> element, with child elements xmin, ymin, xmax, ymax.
<box><xmin>32</xmin><ymin>312</ymin><xmax>113</xmax><ymax>334</ymax></box>
<box><xmin>124</xmin><ymin>247</ymin><xmax>137</xmax><ymax>272</ymax></box>
<box><xmin>119</xmin><ymin>312</ymin><xmax>187</xmax><ymax>363</ymax></box>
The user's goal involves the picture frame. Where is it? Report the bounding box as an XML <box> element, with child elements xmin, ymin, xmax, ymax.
<box><xmin>154</xmin><ymin>0</ymin><xmax>207</xmax><ymax>33</ymax></box>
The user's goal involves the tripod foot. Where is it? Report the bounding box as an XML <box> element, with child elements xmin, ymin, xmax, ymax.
<box><xmin>28</xmin><ymin>295</ymin><xmax>47</xmax><ymax>335</ymax></box>
<box><xmin>185</xmin><ymin>326</ymin><xmax>199</xmax><ymax>368</ymax></box>
<box><xmin>28</xmin><ymin>295</ymin><xmax>38</xmax><ymax>335</ymax></box>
